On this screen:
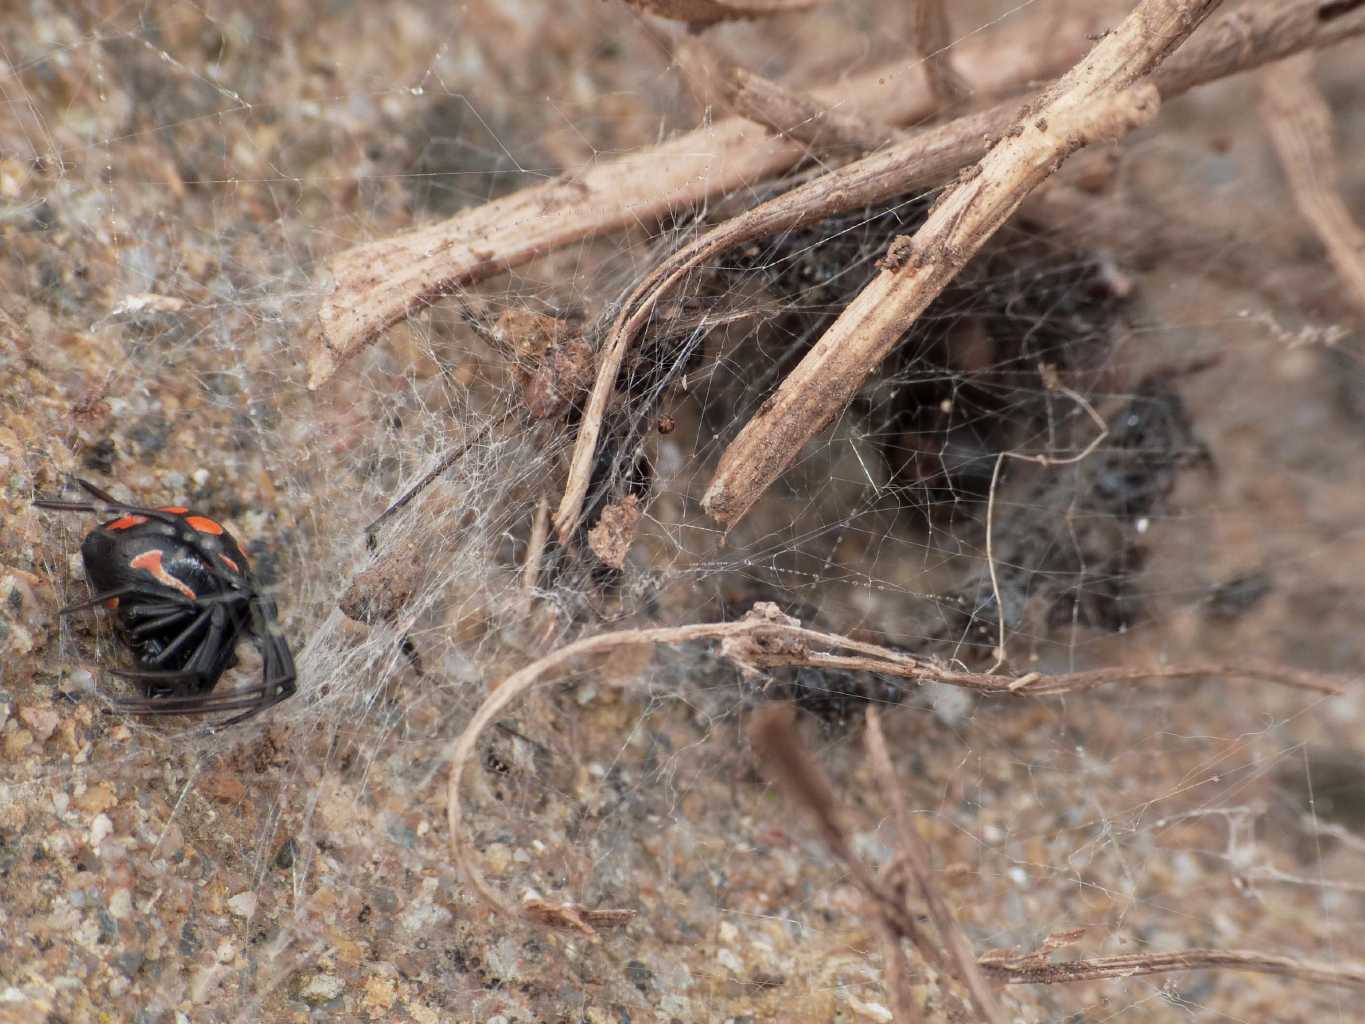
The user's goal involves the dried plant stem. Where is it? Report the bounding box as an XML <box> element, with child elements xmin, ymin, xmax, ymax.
<box><xmin>866</xmin><ymin>707</ymin><xmax>1007</xmax><ymax>1024</ymax></box>
<box><xmin>700</xmin><ymin>0</ymin><xmax>1223</xmax><ymax>527</ymax></box>
<box><xmin>981</xmin><ymin>947</ymin><xmax>1365</xmax><ymax>990</ymax></box>
<box><xmin>720</xmin><ymin>64</ymin><xmax>899</xmax><ymax>154</ymax></box>
<box><xmin>1259</xmin><ymin>53</ymin><xmax>1365</xmax><ymax>318</ymax></box>
<box><xmin>312</xmin><ymin>0</ymin><xmax>1365</xmax><ymax>392</ymax></box>
<box><xmin>308</xmin><ymin>29</ymin><xmax>1093</xmax><ymax>388</ymax></box>
<box><xmin>626</xmin><ymin>0</ymin><xmax>823</xmax><ymax>26</ymax></box>
<box><xmin>446</xmin><ymin>608</ymin><xmax>1342</xmax><ymax>921</ymax></box>
<box><xmin>912</xmin><ymin>0</ymin><xmax>968</xmax><ymax>106</ymax></box>
<box><xmin>748</xmin><ymin>704</ymin><xmax>930</xmax><ymax>948</ymax></box>
<box><xmin>875</xmin><ymin>890</ymin><xmax>922</xmax><ymax>1024</ymax></box>
<box><xmin>519</xmin><ymin>495</ymin><xmax>551</xmax><ymax>610</ymax></box>
<box><xmin>555</xmin><ymin>0</ymin><xmax>1365</xmax><ymax>541</ymax></box>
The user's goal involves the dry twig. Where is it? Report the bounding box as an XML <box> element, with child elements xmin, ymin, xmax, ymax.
<box><xmin>719</xmin><ymin>63</ymin><xmax>898</xmax><ymax>154</ymax></box>
<box><xmin>865</xmin><ymin>707</ymin><xmax>1007</xmax><ymax>1024</ymax></box>
<box><xmin>308</xmin><ymin>24</ymin><xmax>1100</xmax><ymax>388</ymax></box>
<box><xmin>554</xmin><ymin>0</ymin><xmax>1365</xmax><ymax>541</ymax></box>
<box><xmin>519</xmin><ymin>495</ymin><xmax>551</xmax><ymax>612</ymax></box>
<box><xmin>980</xmin><ymin>947</ymin><xmax>1365</xmax><ymax>990</ymax></box>
<box><xmin>1259</xmin><ymin>52</ymin><xmax>1365</xmax><ymax>317</ymax></box>
<box><xmin>749</xmin><ymin>704</ymin><xmax>928</xmax><ymax>948</ymax></box>
<box><xmin>912</xmin><ymin>0</ymin><xmax>968</xmax><ymax>106</ymax></box>
<box><xmin>308</xmin><ymin>2</ymin><xmax>1364</xmax><ymax>398</ymax></box>
<box><xmin>446</xmin><ymin>604</ymin><xmax>1342</xmax><ymax>923</ymax></box>
<box><xmin>625</xmin><ymin>0</ymin><xmax>822</xmax><ymax>27</ymax></box>
<box><xmin>701</xmin><ymin>0</ymin><xmax>1220</xmax><ymax>526</ymax></box>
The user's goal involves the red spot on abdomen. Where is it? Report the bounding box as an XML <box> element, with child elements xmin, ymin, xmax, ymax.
<box><xmin>129</xmin><ymin>550</ymin><xmax>198</xmax><ymax>601</ymax></box>
<box><xmin>106</xmin><ymin>597</ymin><xmax>120</xmax><ymax>610</ymax></box>
<box><xmin>107</xmin><ymin>514</ymin><xmax>149</xmax><ymax>530</ymax></box>
<box><xmin>185</xmin><ymin>515</ymin><xmax>224</xmax><ymax>535</ymax></box>
<box><xmin>159</xmin><ymin>506</ymin><xmax>189</xmax><ymax>514</ymax></box>
<box><xmin>220</xmin><ymin>554</ymin><xmax>241</xmax><ymax>574</ymax></box>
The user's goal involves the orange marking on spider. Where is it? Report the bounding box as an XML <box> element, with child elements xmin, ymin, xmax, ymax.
<box><xmin>129</xmin><ymin>550</ymin><xmax>198</xmax><ymax>601</ymax></box>
<box><xmin>185</xmin><ymin>515</ymin><xmax>224</xmax><ymax>535</ymax></box>
<box><xmin>220</xmin><ymin>554</ymin><xmax>241</xmax><ymax>574</ymax></box>
<box><xmin>107</xmin><ymin>515</ymin><xmax>149</xmax><ymax>530</ymax></box>
<box><xmin>159</xmin><ymin>506</ymin><xmax>189</xmax><ymax>514</ymax></box>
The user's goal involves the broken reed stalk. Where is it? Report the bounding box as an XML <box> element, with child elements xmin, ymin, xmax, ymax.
<box><xmin>716</xmin><ymin>0</ymin><xmax>965</xmax><ymax>152</ymax></box>
<box><xmin>554</xmin><ymin>0</ymin><xmax>1365</xmax><ymax>541</ymax></box>
<box><xmin>864</xmin><ymin>707</ymin><xmax>1008</xmax><ymax>1024</ymax></box>
<box><xmin>625</xmin><ymin>0</ymin><xmax>823</xmax><ymax>26</ymax></box>
<box><xmin>1259</xmin><ymin>52</ymin><xmax>1365</xmax><ymax>318</ymax></box>
<box><xmin>981</xmin><ymin>948</ymin><xmax>1365</xmax><ymax>990</ymax></box>
<box><xmin>518</xmin><ymin>495</ymin><xmax>551</xmax><ymax>614</ymax></box>
<box><xmin>307</xmin><ymin>24</ymin><xmax>1096</xmax><ymax>388</ymax></box>
<box><xmin>719</xmin><ymin>64</ymin><xmax>899</xmax><ymax>154</ymax></box>
<box><xmin>748</xmin><ymin>704</ymin><xmax>930</xmax><ymax>950</ymax></box>
<box><xmin>446</xmin><ymin>604</ymin><xmax>1343</xmax><ymax>923</ymax></box>
<box><xmin>700</xmin><ymin>0</ymin><xmax>1222</xmax><ymax>527</ymax></box>
<box><xmin>912</xmin><ymin>0</ymin><xmax>968</xmax><ymax>105</ymax></box>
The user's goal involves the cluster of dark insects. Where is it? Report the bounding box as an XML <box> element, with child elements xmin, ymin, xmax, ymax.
<box><xmin>34</xmin><ymin>477</ymin><xmax>295</xmax><ymax>727</ymax></box>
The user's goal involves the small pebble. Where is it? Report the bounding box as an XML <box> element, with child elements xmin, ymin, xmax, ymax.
<box><xmin>108</xmin><ymin>888</ymin><xmax>133</xmax><ymax>920</ymax></box>
<box><xmin>89</xmin><ymin>813</ymin><xmax>113</xmax><ymax>848</ymax></box>
<box><xmin>75</xmin><ymin>781</ymin><xmax>117</xmax><ymax>814</ymax></box>
<box><xmin>846</xmin><ymin>996</ymin><xmax>893</xmax><ymax>1022</ymax></box>
<box><xmin>716</xmin><ymin>948</ymin><xmax>743</xmax><ymax>974</ymax></box>
<box><xmin>227</xmin><ymin>892</ymin><xmax>256</xmax><ymax>918</ymax></box>
<box><xmin>299</xmin><ymin>973</ymin><xmax>345</xmax><ymax>1004</ymax></box>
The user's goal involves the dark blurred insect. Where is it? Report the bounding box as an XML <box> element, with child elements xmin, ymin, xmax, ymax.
<box><xmin>33</xmin><ymin>477</ymin><xmax>296</xmax><ymax>726</ymax></box>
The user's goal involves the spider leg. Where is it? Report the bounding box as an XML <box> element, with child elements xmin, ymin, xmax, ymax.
<box><xmin>121</xmin><ymin>633</ymin><xmax>294</xmax><ymax>725</ymax></box>
<box><xmin>125</xmin><ymin>608</ymin><xmax>197</xmax><ymax>640</ymax></box>
<box><xmin>180</xmin><ymin>600</ymin><xmax>297</xmax><ymax>727</ymax></box>
<box><xmin>33</xmin><ymin>477</ymin><xmax>134</xmax><ymax>515</ymax></box>
<box><xmin>103</xmin><ymin>594</ymin><xmax>295</xmax><ymax>728</ymax></box>
<box><xmin>256</xmin><ymin>601</ymin><xmax>298</xmax><ymax>702</ymax></box>
<box><xmin>111</xmin><ymin>687</ymin><xmax>272</xmax><ymax>713</ymax></box>
<box><xmin>32</xmin><ymin>497</ymin><xmax>108</xmax><ymax>513</ymax></box>
<box><xmin>111</xmin><ymin>603</ymin><xmax>228</xmax><ymax>690</ymax></box>
<box><xmin>108</xmin><ymin>676</ymin><xmax>289</xmax><ymax>725</ymax></box>
<box><xmin>108</xmin><ymin>605</ymin><xmax>263</xmax><ymax>723</ymax></box>
<box><xmin>57</xmin><ymin>585</ymin><xmax>156</xmax><ymax>615</ymax></box>
<box><xmin>34</xmin><ymin>479</ymin><xmax>192</xmax><ymax>527</ymax></box>
<box><xmin>74</xmin><ymin>477</ymin><xmax>122</xmax><ymax>504</ymax></box>
<box><xmin>122</xmin><ymin>599</ymin><xmax>198</xmax><ymax>620</ymax></box>
<box><xmin>142</xmin><ymin>607</ymin><xmax>214</xmax><ymax>668</ymax></box>
<box><xmin>109</xmin><ymin>666</ymin><xmax>208</xmax><ymax>689</ymax></box>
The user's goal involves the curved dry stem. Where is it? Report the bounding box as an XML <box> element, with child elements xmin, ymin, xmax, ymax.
<box><xmin>446</xmin><ymin>611</ymin><xmax>1344</xmax><ymax>922</ymax></box>
<box><xmin>985</xmin><ymin>384</ymin><xmax>1109</xmax><ymax>670</ymax></box>
<box><xmin>551</xmin><ymin>98</ymin><xmax>1015</xmax><ymax>542</ymax></box>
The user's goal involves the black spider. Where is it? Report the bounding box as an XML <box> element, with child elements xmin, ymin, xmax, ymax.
<box><xmin>33</xmin><ymin>477</ymin><xmax>296</xmax><ymax>726</ymax></box>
